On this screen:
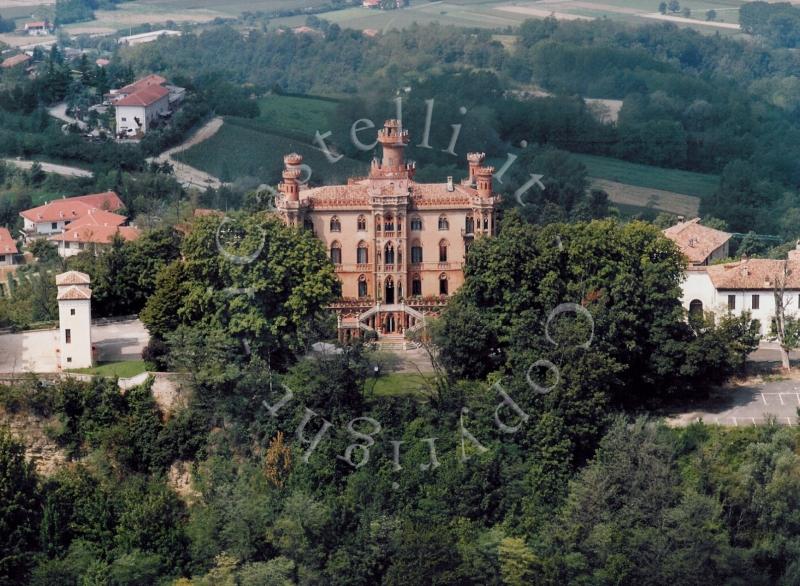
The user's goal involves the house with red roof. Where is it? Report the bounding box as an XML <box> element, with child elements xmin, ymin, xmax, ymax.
<box><xmin>0</xmin><ymin>227</ymin><xmax>18</xmax><ymax>265</ymax></box>
<box><xmin>19</xmin><ymin>192</ymin><xmax>125</xmax><ymax>238</ymax></box>
<box><xmin>24</xmin><ymin>20</ymin><xmax>51</xmax><ymax>36</ymax></box>
<box><xmin>49</xmin><ymin>223</ymin><xmax>140</xmax><ymax>257</ymax></box>
<box><xmin>109</xmin><ymin>74</ymin><xmax>172</xmax><ymax>138</ymax></box>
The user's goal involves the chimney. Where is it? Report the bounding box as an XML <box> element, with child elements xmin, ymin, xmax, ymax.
<box><xmin>446</xmin><ymin>176</ymin><xmax>454</xmax><ymax>192</ymax></box>
<box><xmin>475</xmin><ymin>166</ymin><xmax>494</xmax><ymax>198</ymax></box>
<box><xmin>467</xmin><ymin>152</ymin><xmax>485</xmax><ymax>185</ymax></box>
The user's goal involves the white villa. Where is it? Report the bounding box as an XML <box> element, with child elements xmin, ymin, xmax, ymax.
<box><xmin>665</xmin><ymin>218</ymin><xmax>800</xmax><ymax>336</ymax></box>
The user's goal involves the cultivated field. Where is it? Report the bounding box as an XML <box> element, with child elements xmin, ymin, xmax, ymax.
<box><xmin>591</xmin><ymin>178</ymin><xmax>701</xmax><ymax>217</ymax></box>
<box><xmin>256</xmin><ymin>95</ymin><xmax>338</xmax><ymax>137</ymax></box>
<box><xmin>573</xmin><ymin>153</ymin><xmax>720</xmax><ymax>198</ymax></box>
<box><xmin>175</xmin><ymin>121</ymin><xmax>367</xmax><ymax>186</ymax></box>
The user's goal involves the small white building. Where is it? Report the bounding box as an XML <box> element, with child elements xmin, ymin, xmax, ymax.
<box><xmin>56</xmin><ymin>271</ymin><xmax>93</xmax><ymax>369</ymax></box>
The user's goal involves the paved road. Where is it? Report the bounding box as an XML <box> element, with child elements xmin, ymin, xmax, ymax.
<box><xmin>0</xmin><ymin>319</ymin><xmax>149</xmax><ymax>374</ymax></box>
<box><xmin>150</xmin><ymin>117</ymin><xmax>225</xmax><ymax>189</ymax></box>
<box><xmin>4</xmin><ymin>158</ymin><xmax>92</xmax><ymax>178</ymax></box>
<box><xmin>47</xmin><ymin>103</ymin><xmax>87</xmax><ymax>131</ymax></box>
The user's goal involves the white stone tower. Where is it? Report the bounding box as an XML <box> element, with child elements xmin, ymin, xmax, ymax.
<box><xmin>56</xmin><ymin>271</ymin><xmax>93</xmax><ymax>369</ymax></box>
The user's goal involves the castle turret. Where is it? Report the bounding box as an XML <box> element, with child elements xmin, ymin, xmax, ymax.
<box><xmin>467</xmin><ymin>152</ymin><xmax>485</xmax><ymax>185</ymax></box>
<box><xmin>279</xmin><ymin>153</ymin><xmax>303</xmax><ymax>201</ymax></box>
<box><xmin>371</xmin><ymin>120</ymin><xmax>415</xmax><ymax>179</ymax></box>
<box><xmin>475</xmin><ymin>166</ymin><xmax>494</xmax><ymax>198</ymax></box>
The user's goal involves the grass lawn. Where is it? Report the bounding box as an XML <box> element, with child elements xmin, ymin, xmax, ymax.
<box><xmin>176</xmin><ymin>120</ymin><xmax>367</xmax><ymax>184</ymax></box>
<box><xmin>256</xmin><ymin>95</ymin><xmax>338</xmax><ymax>137</ymax></box>
<box><xmin>573</xmin><ymin>153</ymin><xmax>720</xmax><ymax>199</ymax></box>
<box><xmin>369</xmin><ymin>373</ymin><xmax>430</xmax><ymax>397</ymax></box>
<box><xmin>70</xmin><ymin>360</ymin><xmax>148</xmax><ymax>378</ymax></box>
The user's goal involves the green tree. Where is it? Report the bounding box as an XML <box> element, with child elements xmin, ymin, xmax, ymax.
<box><xmin>0</xmin><ymin>427</ymin><xmax>40</xmax><ymax>584</ymax></box>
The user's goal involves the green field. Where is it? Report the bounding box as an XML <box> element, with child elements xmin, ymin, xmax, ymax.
<box><xmin>256</xmin><ymin>95</ymin><xmax>339</xmax><ymax>137</ymax></box>
<box><xmin>176</xmin><ymin>120</ymin><xmax>367</xmax><ymax>185</ymax></box>
<box><xmin>573</xmin><ymin>153</ymin><xmax>720</xmax><ymax>199</ymax></box>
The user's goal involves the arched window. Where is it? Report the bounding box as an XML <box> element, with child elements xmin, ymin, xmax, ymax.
<box><xmin>438</xmin><ymin>215</ymin><xmax>449</xmax><ymax>230</ymax></box>
<box><xmin>465</xmin><ymin>214</ymin><xmax>474</xmax><ymax>234</ymax></box>
<box><xmin>483</xmin><ymin>216</ymin><xmax>489</xmax><ymax>230</ymax></box>
<box><xmin>397</xmin><ymin>214</ymin><xmax>404</xmax><ymax>234</ymax></box>
<box><xmin>384</xmin><ymin>214</ymin><xmax>395</xmax><ymax>232</ymax></box>
<box><xmin>330</xmin><ymin>241</ymin><xmax>342</xmax><ymax>265</ymax></box>
<box><xmin>411</xmin><ymin>240</ymin><xmax>423</xmax><ymax>264</ymax></box>
<box><xmin>358</xmin><ymin>274</ymin><xmax>368</xmax><ymax>298</ymax></box>
<box><xmin>330</xmin><ymin>216</ymin><xmax>341</xmax><ymax>232</ymax></box>
<box><xmin>384</xmin><ymin>242</ymin><xmax>395</xmax><ymax>265</ymax></box>
<box><xmin>439</xmin><ymin>273</ymin><xmax>448</xmax><ymax>295</ymax></box>
<box><xmin>439</xmin><ymin>239</ymin><xmax>448</xmax><ymax>263</ymax></box>
<box><xmin>303</xmin><ymin>217</ymin><xmax>313</xmax><ymax>232</ymax></box>
<box><xmin>412</xmin><ymin>274</ymin><xmax>422</xmax><ymax>296</ymax></box>
<box><xmin>411</xmin><ymin>217</ymin><xmax>422</xmax><ymax>231</ymax></box>
<box><xmin>357</xmin><ymin>241</ymin><xmax>368</xmax><ymax>264</ymax></box>
<box><xmin>375</xmin><ymin>214</ymin><xmax>382</xmax><ymax>233</ymax></box>
<box><xmin>357</xmin><ymin>215</ymin><xmax>367</xmax><ymax>231</ymax></box>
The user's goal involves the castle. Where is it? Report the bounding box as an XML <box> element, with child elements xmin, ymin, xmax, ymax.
<box><xmin>275</xmin><ymin>119</ymin><xmax>500</xmax><ymax>343</ymax></box>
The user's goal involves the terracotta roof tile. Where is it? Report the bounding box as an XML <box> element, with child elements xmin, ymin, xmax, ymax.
<box><xmin>707</xmin><ymin>259</ymin><xmax>800</xmax><ymax>290</ymax></box>
<box><xmin>55</xmin><ymin>271</ymin><xmax>90</xmax><ymax>286</ymax></box>
<box><xmin>0</xmin><ymin>227</ymin><xmax>17</xmax><ymax>255</ymax></box>
<box><xmin>70</xmin><ymin>191</ymin><xmax>124</xmax><ymax>212</ymax></box>
<box><xmin>663</xmin><ymin>218</ymin><xmax>731</xmax><ymax>264</ymax></box>
<box><xmin>49</xmin><ymin>225</ymin><xmax>140</xmax><ymax>245</ymax></box>
<box><xmin>56</xmin><ymin>285</ymin><xmax>92</xmax><ymax>301</ymax></box>
<box><xmin>115</xmin><ymin>85</ymin><xmax>169</xmax><ymax>107</ymax></box>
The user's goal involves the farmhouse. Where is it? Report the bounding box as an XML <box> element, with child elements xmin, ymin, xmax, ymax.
<box><xmin>678</xmin><ymin>248</ymin><xmax>800</xmax><ymax>335</ymax></box>
<box><xmin>24</xmin><ymin>21</ymin><xmax>50</xmax><ymax>36</ymax></box>
<box><xmin>19</xmin><ymin>191</ymin><xmax>125</xmax><ymax>239</ymax></box>
<box><xmin>109</xmin><ymin>75</ymin><xmax>184</xmax><ymax>138</ymax></box>
<box><xmin>663</xmin><ymin>217</ymin><xmax>731</xmax><ymax>265</ymax></box>
<box><xmin>276</xmin><ymin>119</ymin><xmax>499</xmax><ymax>343</ymax></box>
<box><xmin>0</xmin><ymin>227</ymin><xmax>18</xmax><ymax>266</ymax></box>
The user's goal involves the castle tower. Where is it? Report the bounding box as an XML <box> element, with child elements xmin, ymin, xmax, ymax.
<box><xmin>371</xmin><ymin>119</ymin><xmax>415</xmax><ymax>179</ymax></box>
<box><xmin>467</xmin><ymin>152</ymin><xmax>485</xmax><ymax>185</ymax></box>
<box><xmin>56</xmin><ymin>271</ymin><xmax>92</xmax><ymax>369</ymax></box>
<box><xmin>475</xmin><ymin>166</ymin><xmax>495</xmax><ymax>198</ymax></box>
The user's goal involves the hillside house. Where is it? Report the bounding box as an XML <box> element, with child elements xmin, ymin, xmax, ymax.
<box><xmin>109</xmin><ymin>75</ymin><xmax>184</xmax><ymax>138</ymax></box>
<box><xmin>19</xmin><ymin>192</ymin><xmax>125</xmax><ymax>239</ymax></box>
<box><xmin>24</xmin><ymin>21</ymin><xmax>51</xmax><ymax>36</ymax></box>
<box><xmin>0</xmin><ymin>227</ymin><xmax>18</xmax><ymax>266</ymax></box>
<box><xmin>1</xmin><ymin>53</ymin><xmax>32</xmax><ymax>70</ymax></box>
<box><xmin>49</xmin><ymin>219</ymin><xmax>140</xmax><ymax>257</ymax></box>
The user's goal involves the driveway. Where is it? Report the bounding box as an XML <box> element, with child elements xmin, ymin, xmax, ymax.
<box><xmin>0</xmin><ymin>319</ymin><xmax>150</xmax><ymax>374</ymax></box>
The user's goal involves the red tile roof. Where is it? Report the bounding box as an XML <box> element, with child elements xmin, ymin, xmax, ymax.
<box><xmin>0</xmin><ymin>227</ymin><xmax>17</xmax><ymax>255</ymax></box>
<box><xmin>50</xmin><ymin>225</ymin><xmax>141</xmax><ymax>245</ymax></box>
<box><xmin>70</xmin><ymin>191</ymin><xmax>124</xmax><ymax>212</ymax></box>
<box><xmin>2</xmin><ymin>54</ymin><xmax>32</xmax><ymax>69</ymax></box>
<box><xmin>663</xmin><ymin>218</ymin><xmax>731</xmax><ymax>265</ymax></box>
<box><xmin>115</xmin><ymin>84</ymin><xmax>169</xmax><ymax>107</ymax></box>
<box><xmin>65</xmin><ymin>209</ymin><xmax>127</xmax><ymax>229</ymax></box>
<box><xmin>707</xmin><ymin>259</ymin><xmax>800</xmax><ymax>290</ymax></box>
<box><xmin>118</xmin><ymin>74</ymin><xmax>166</xmax><ymax>95</ymax></box>
<box><xmin>57</xmin><ymin>285</ymin><xmax>91</xmax><ymax>301</ymax></box>
<box><xmin>25</xmin><ymin>21</ymin><xmax>48</xmax><ymax>29</ymax></box>
<box><xmin>20</xmin><ymin>199</ymin><xmax>96</xmax><ymax>224</ymax></box>
<box><xmin>56</xmin><ymin>271</ymin><xmax>90</xmax><ymax>286</ymax></box>
<box><xmin>20</xmin><ymin>192</ymin><xmax>124</xmax><ymax>224</ymax></box>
